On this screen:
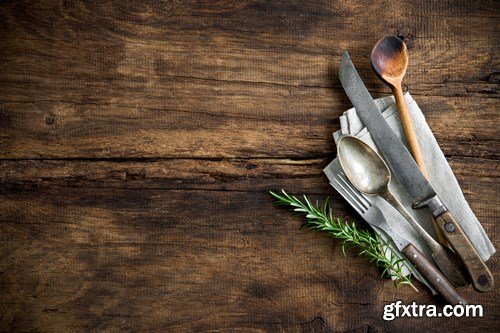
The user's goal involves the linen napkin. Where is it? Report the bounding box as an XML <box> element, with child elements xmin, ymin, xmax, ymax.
<box><xmin>324</xmin><ymin>93</ymin><xmax>495</xmax><ymax>285</ymax></box>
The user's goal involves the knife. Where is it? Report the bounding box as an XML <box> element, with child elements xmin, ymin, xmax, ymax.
<box><xmin>339</xmin><ymin>51</ymin><xmax>493</xmax><ymax>292</ymax></box>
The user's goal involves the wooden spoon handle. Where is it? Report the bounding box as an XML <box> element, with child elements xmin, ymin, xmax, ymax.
<box><xmin>393</xmin><ymin>87</ymin><xmax>428</xmax><ymax>178</ymax></box>
<box><xmin>403</xmin><ymin>244</ymin><xmax>467</xmax><ymax>305</ymax></box>
<box><xmin>393</xmin><ymin>86</ymin><xmax>449</xmax><ymax>246</ymax></box>
<box><xmin>435</xmin><ymin>211</ymin><xmax>494</xmax><ymax>292</ymax></box>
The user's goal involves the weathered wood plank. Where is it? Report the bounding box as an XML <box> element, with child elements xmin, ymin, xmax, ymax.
<box><xmin>0</xmin><ymin>1</ymin><xmax>497</xmax><ymax>95</ymax></box>
<box><xmin>0</xmin><ymin>95</ymin><xmax>497</xmax><ymax>159</ymax></box>
<box><xmin>0</xmin><ymin>158</ymin><xmax>500</xmax><ymax>332</ymax></box>
<box><xmin>0</xmin><ymin>155</ymin><xmax>497</xmax><ymax>243</ymax></box>
<box><xmin>0</xmin><ymin>1</ymin><xmax>498</xmax><ymax>159</ymax></box>
<box><xmin>0</xmin><ymin>183</ymin><xmax>498</xmax><ymax>332</ymax></box>
<box><xmin>0</xmin><ymin>156</ymin><xmax>497</xmax><ymax>193</ymax></box>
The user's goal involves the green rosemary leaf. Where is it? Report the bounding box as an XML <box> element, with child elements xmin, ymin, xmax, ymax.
<box><xmin>270</xmin><ymin>189</ymin><xmax>418</xmax><ymax>292</ymax></box>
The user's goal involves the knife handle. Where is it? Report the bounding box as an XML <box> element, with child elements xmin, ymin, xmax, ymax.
<box><xmin>403</xmin><ymin>244</ymin><xmax>468</xmax><ymax>305</ymax></box>
<box><xmin>435</xmin><ymin>211</ymin><xmax>494</xmax><ymax>292</ymax></box>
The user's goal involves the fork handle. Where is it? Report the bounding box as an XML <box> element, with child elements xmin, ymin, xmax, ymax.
<box><xmin>403</xmin><ymin>244</ymin><xmax>467</xmax><ymax>305</ymax></box>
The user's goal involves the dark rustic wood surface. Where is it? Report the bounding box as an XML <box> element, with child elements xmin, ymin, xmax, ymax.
<box><xmin>0</xmin><ymin>1</ymin><xmax>498</xmax><ymax>332</ymax></box>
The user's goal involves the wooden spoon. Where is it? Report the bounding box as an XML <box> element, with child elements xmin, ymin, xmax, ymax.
<box><xmin>371</xmin><ymin>36</ymin><xmax>450</xmax><ymax>247</ymax></box>
<box><xmin>371</xmin><ymin>36</ymin><xmax>428</xmax><ymax>176</ymax></box>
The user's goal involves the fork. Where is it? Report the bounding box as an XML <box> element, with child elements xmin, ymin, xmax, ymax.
<box><xmin>331</xmin><ymin>172</ymin><xmax>400</xmax><ymax>242</ymax></box>
<box><xmin>330</xmin><ymin>171</ymin><xmax>473</xmax><ymax>304</ymax></box>
<box><xmin>330</xmin><ymin>172</ymin><xmax>433</xmax><ymax>289</ymax></box>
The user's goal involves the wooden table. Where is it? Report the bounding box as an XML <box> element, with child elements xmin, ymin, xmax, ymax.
<box><xmin>1</xmin><ymin>1</ymin><xmax>498</xmax><ymax>332</ymax></box>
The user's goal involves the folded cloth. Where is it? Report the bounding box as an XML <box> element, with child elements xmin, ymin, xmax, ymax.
<box><xmin>324</xmin><ymin>93</ymin><xmax>495</xmax><ymax>285</ymax></box>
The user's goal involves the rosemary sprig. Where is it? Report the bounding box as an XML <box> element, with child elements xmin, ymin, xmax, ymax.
<box><xmin>270</xmin><ymin>189</ymin><xmax>417</xmax><ymax>291</ymax></box>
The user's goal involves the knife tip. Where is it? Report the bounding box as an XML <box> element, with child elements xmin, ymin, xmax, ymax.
<box><xmin>339</xmin><ymin>51</ymin><xmax>351</xmax><ymax>80</ymax></box>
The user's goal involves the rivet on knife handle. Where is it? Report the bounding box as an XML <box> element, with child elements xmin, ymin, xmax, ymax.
<box><xmin>403</xmin><ymin>244</ymin><xmax>467</xmax><ymax>305</ymax></box>
<box><xmin>434</xmin><ymin>211</ymin><xmax>494</xmax><ymax>292</ymax></box>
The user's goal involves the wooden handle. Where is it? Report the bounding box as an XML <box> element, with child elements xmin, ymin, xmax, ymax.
<box><xmin>393</xmin><ymin>87</ymin><xmax>428</xmax><ymax>178</ymax></box>
<box><xmin>394</xmin><ymin>87</ymin><xmax>450</xmax><ymax>246</ymax></box>
<box><xmin>430</xmin><ymin>216</ymin><xmax>449</xmax><ymax>251</ymax></box>
<box><xmin>435</xmin><ymin>211</ymin><xmax>494</xmax><ymax>292</ymax></box>
<box><xmin>403</xmin><ymin>244</ymin><xmax>467</xmax><ymax>305</ymax></box>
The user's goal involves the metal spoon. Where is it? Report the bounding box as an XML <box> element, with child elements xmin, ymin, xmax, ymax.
<box><xmin>337</xmin><ymin>135</ymin><xmax>468</xmax><ymax>286</ymax></box>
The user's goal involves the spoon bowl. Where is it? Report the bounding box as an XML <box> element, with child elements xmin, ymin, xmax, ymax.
<box><xmin>371</xmin><ymin>35</ymin><xmax>408</xmax><ymax>86</ymax></box>
<box><xmin>337</xmin><ymin>136</ymin><xmax>390</xmax><ymax>195</ymax></box>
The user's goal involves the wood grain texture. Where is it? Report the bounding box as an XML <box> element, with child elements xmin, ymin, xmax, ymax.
<box><xmin>0</xmin><ymin>0</ymin><xmax>498</xmax><ymax>332</ymax></box>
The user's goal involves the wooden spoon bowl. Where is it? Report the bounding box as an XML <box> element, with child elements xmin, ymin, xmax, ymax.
<box><xmin>371</xmin><ymin>35</ymin><xmax>408</xmax><ymax>87</ymax></box>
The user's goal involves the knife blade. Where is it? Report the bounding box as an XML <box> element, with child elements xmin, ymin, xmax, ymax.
<box><xmin>338</xmin><ymin>51</ymin><xmax>493</xmax><ymax>292</ymax></box>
